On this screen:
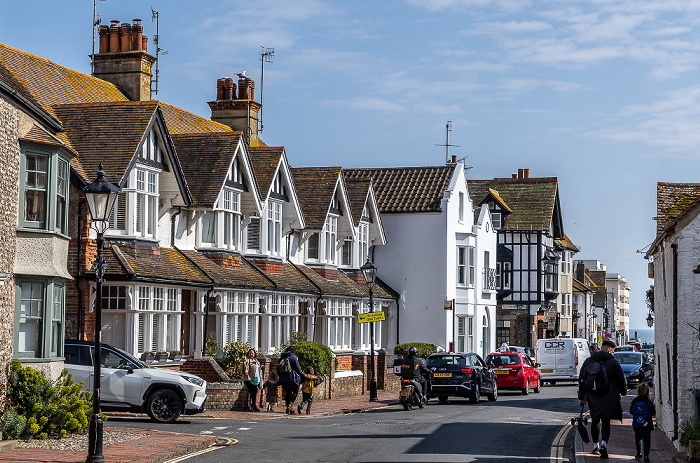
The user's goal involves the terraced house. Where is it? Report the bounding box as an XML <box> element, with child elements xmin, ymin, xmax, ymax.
<box><xmin>0</xmin><ymin>20</ymin><xmax>397</xmax><ymax>389</ymax></box>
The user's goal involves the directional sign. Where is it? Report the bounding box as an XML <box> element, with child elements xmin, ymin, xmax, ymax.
<box><xmin>357</xmin><ymin>311</ymin><xmax>385</xmax><ymax>323</ymax></box>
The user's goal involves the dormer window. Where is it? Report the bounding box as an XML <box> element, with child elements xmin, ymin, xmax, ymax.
<box><xmin>492</xmin><ymin>212</ymin><xmax>501</xmax><ymax>229</ymax></box>
<box><xmin>266</xmin><ymin>199</ymin><xmax>282</xmax><ymax>255</ymax></box>
<box><xmin>108</xmin><ymin>166</ymin><xmax>159</xmax><ymax>239</ymax></box>
<box><xmin>324</xmin><ymin>215</ymin><xmax>337</xmax><ymax>264</ymax></box>
<box><xmin>198</xmin><ymin>188</ymin><xmax>242</xmax><ymax>250</ymax></box>
<box><xmin>358</xmin><ymin>222</ymin><xmax>369</xmax><ymax>263</ymax></box>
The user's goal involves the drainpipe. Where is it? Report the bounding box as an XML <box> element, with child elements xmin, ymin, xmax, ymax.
<box><xmin>76</xmin><ymin>200</ymin><xmax>84</xmax><ymax>339</ymax></box>
<box><xmin>284</xmin><ymin>230</ymin><xmax>323</xmax><ymax>342</ymax></box>
<box><xmin>672</xmin><ymin>243</ymin><xmax>679</xmax><ymax>441</ymax></box>
<box><xmin>171</xmin><ymin>207</ymin><xmax>215</xmax><ymax>357</ymax></box>
<box><xmin>395</xmin><ymin>294</ymin><xmax>400</xmax><ymax>345</ymax></box>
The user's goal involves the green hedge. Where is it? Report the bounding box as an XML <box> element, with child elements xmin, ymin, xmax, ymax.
<box><xmin>2</xmin><ymin>359</ymin><xmax>91</xmax><ymax>440</ymax></box>
<box><xmin>393</xmin><ymin>342</ymin><xmax>437</xmax><ymax>358</ymax></box>
<box><xmin>294</xmin><ymin>341</ymin><xmax>333</xmax><ymax>377</ymax></box>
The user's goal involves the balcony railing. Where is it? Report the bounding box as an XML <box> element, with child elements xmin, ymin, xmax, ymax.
<box><xmin>483</xmin><ymin>268</ymin><xmax>497</xmax><ymax>290</ymax></box>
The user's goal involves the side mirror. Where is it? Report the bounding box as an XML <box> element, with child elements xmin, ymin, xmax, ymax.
<box><xmin>535</xmin><ymin>363</ymin><xmax>541</xmax><ymax>368</ymax></box>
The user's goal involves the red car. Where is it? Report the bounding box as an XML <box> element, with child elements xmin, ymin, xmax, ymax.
<box><xmin>485</xmin><ymin>352</ymin><xmax>541</xmax><ymax>395</ymax></box>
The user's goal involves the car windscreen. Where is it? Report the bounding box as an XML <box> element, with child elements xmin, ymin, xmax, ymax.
<box><xmin>426</xmin><ymin>356</ymin><xmax>467</xmax><ymax>367</ymax></box>
<box><xmin>614</xmin><ymin>353</ymin><xmax>642</xmax><ymax>365</ymax></box>
<box><xmin>616</xmin><ymin>346</ymin><xmax>634</xmax><ymax>351</ymax></box>
<box><xmin>105</xmin><ymin>345</ymin><xmax>148</xmax><ymax>369</ymax></box>
<box><xmin>486</xmin><ymin>355</ymin><xmax>521</xmax><ymax>366</ymax></box>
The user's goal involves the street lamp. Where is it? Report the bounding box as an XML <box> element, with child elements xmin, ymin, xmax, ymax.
<box><xmin>82</xmin><ymin>164</ymin><xmax>120</xmax><ymax>463</ymax></box>
<box><xmin>360</xmin><ymin>258</ymin><xmax>378</xmax><ymax>402</ymax></box>
<box><xmin>646</xmin><ymin>311</ymin><xmax>654</xmax><ymax>328</ymax></box>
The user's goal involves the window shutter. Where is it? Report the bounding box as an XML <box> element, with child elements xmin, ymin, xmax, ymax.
<box><xmin>247</xmin><ymin>217</ymin><xmax>260</xmax><ymax>250</ymax></box>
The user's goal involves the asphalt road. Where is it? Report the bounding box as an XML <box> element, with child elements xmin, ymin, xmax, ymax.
<box><xmin>106</xmin><ymin>383</ymin><xmax>581</xmax><ymax>462</ymax></box>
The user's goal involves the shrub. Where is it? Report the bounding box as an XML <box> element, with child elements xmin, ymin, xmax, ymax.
<box><xmin>294</xmin><ymin>341</ymin><xmax>333</xmax><ymax>377</ymax></box>
<box><xmin>278</xmin><ymin>331</ymin><xmax>309</xmax><ymax>354</ymax></box>
<box><xmin>219</xmin><ymin>340</ymin><xmax>251</xmax><ymax>378</ymax></box>
<box><xmin>680</xmin><ymin>417</ymin><xmax>700</xmax><ymax>447</ymax></box>
<box><xmin>393</xmin><ymin>342</ymin><xmax>437</xmax><ymax>358</ymax></box>
<box><xmin>2</xmin><ymin>359</ymin><xmax>91</xmax><ymax>440</ymax></box>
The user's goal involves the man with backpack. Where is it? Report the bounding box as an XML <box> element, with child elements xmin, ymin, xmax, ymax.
<box><xmin>578</xmin><ymin>338</ymin><xmax>628</xmax><ymax>459</ymax></box>
<box><xmin>277</xmin><ymin>346</ymin><xmax>303</xmax><ymax>414</ymax></box>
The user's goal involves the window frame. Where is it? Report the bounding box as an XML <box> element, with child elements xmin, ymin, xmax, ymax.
<box><xmin>14</xmin><ymin>278</ymin><xmax>66</xmax><ymax>360</ymax></box>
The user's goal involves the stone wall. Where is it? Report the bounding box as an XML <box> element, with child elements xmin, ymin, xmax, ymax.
<box><xmin>0</xmin><ymin>98</ymin><xmax>20</xmax><ymax>412</ymax></box>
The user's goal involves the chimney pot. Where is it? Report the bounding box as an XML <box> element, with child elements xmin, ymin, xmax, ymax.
<box><xmin>132</xmin><ymin>22</ymin><xmax>143</xmax><ymax>51</ymax></box>
<box><xmin>224</xmin><ymin>77</ymin><xmax>235</xmax><ymax>100</ymax></box>
<box><xmin>238</xmin><ymin>77</ymin><xmax>255</xmax><ymax>100</ymax></box>
<box><xmin>512</xmin><ymin>174</ymin><xmax>517</xmax><ymax>179</ymax></box>
<box><xmin>142</xmin><ymin>35</ymin><xmax>148</xmax><ymax>52</ymax></box>
<box><xmin>451</xmin><ymin>155</ymin><xmax>457</xmax><ymax>163</ymax></box>
<box><xmin>518</xmin><ymin>168</ymin><xmax>524</xmax><ymax>179</ymax></box>
<box><xmin>109</xmin><ymin>21</ymin><xmax>120</xmax><ymax>52</ymax></box>
<box><xmin>217</xmin><ymin>78</ymin><xmax>226</xmax><ymax>100</ymax></box>
<box><xmin>524</xmin><ymin>169</ymin><xmax>530</xmax><ymax>178</ymax></box>
<box><xmin>120</xmin><ymin>23</ymin><xmax>132</xmax><ymax>52</ymax></box>
<box><xmin>98</xmin><ymin>25</ymin><xmax>110</xmax><ymax>53</ymax></box>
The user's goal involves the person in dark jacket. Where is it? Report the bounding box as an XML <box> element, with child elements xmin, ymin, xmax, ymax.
<box><xmin>578</xmin><ymin>338</ymin><xmax>627</xmax><ymax>459</ymax></box>
<box><xmin>278</xmin><ymin>346</ymin><xmax>303</xmax><ymax>414</ymax></box>
<box><xmin>629</xmin><ymin>382</ymin><xmax>655</xmax><ymax>461</ymax></box>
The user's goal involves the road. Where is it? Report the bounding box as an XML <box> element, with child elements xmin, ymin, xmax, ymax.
<box><xmin>106</xmin><ymin>383</ymin><xmax>581</xmax><ymax>462</ymax></box>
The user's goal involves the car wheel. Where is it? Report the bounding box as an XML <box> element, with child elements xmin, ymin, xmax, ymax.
<box><xmin>533</xmin><ymin>377</ymin><xmax>541</xmax><ymax>393</ymax></box>
<box><xmin>438</xmin><ymin>395</ymin><xmax>448</xmax><ymax>404</ymax></box>
<box><xmin>469</xmin><ymin>383</ymin><xmax>480</xmax><ymax>404</ymax></box>
<box><xmin>146</xmin><ymin>389</ymin><xmax>183</xmax><ymax>423</ymax></box>
<box><xmin>522</xmin><ymin>378</ymin><xmax>530</xmax><ymax>395</ymax></box>
<box><xmin>487</xmin><ymin>382</ymin><xmax>498</xmax><ymax>401</ymax></box>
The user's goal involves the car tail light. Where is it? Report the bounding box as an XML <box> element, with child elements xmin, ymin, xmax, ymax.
<box><xmin>402</xmin><ymin>378</ymin><xmax>411</xmax><ymax>385</ymax></box>
<box><xmin>461</xmin><ymin>367</ymin><xmax>473</xmax><ymax>374</ymax></box>
<box><xmin>575</xmin><ymin>350</ymin><xmax>579</xmax><ymax>366</ymax></box>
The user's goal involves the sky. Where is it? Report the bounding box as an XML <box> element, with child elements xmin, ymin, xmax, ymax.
<box><xmin>3</xmin><ymin>0</ymin><xmax>698</xmax><ymax>330</ymax></box>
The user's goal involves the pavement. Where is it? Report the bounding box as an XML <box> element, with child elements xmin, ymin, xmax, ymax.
<box><xmin>574</xmin><ymin>394</ymin><xmax>686</xmax><ymax>463</ymax></box>
<box><xmin>0</xmin><ymin>388</ymin><xmax>689</xmax><ymax>463</ymax></box>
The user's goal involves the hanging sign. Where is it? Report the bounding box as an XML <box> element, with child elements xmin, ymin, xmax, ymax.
<box><xmin>358</xmin><ymin>311</ymin><xmax>385</xmax><ymax>323</ymax></box>
<box><xmin>444</xmin><ymin>300</ymin><xmax>453</xmax><ymax>310</ymax></box>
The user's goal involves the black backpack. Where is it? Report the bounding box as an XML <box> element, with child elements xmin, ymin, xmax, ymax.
<box><xmin>582</xmin><ymin>358</ymin><xmax>609</xmax><ymax>394</ymax></box>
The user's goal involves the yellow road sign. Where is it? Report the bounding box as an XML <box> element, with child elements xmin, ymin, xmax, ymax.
<box><xmin>357</xmin><ymin>311</ymin><xmax>385</xmax><ymax>323</ymax></box>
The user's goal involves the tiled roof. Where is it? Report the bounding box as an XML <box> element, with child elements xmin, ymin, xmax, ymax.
<box><xmin>344</xmin><ymin>177</ymin><xmax>371</xmax><ymax>227</ymax></box>
<box><xmin>487</xmin><ymin>188</ymin><xmax>513</xmax><ymax>213</ymax></box>
<box><xmin>468</xmin><ymin>177</ymin><xmax>559</xmax><ymax>231</ymax></box>
<box><xmin>159</xmin><ymin>102</ymin><xmax>232</xmax><ymax>135</ymax></box>
<box><xmin>290</xmin><ymin>167</ymin><xmax>341</xmax><ymax>230</ymax></box>
<box><xmin>53</xmin><ymin>101</ymin><xmax>158</xmax><ymax>185</ymax></box>
<box><xmin>344</xmin><ymin>166</ymin><xmax>454</xmax><ymax>213</ymax></box>
<box><xmin>556</xmin><ymin>233</ymin><xmax>579</xmax><ymax>252</ymax></box>
<box><xmin>171</xmin><ymin>132</ymin><xmax>244</xmax><ymax>207</ymax></box>
<box><xmin>248</xmin><ymin>146</ymin><xmax>283</xmax><ymax>200</ymax></box>
<box><xmin>0</xmin><ymin>43</ymin><xmax>128</xmax><ymax>121</ymax></box>
<box><xmin>655</xmin><ymin>182</ymin><xmax>700</xmax><ymax>236</ymax></box>
<box><xmin>19</xmin><ymin>124</ymin><xmax>77</xmax><ymax>155</ymax></box>
<box><xmin>180</xmin><ymin>251</ymin><xmax>276</xmax><ymax>290</ymax></box>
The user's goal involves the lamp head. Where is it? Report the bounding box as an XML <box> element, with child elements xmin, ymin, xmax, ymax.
<box><xmin>83</xmin><ymin>163</ymin><xmax>120</xmax><ymax>234</ymax></box>
<box><xmin>360</xmin><ymin>258</ymin><xmax>378</xmax><ymax>287</ymax></box>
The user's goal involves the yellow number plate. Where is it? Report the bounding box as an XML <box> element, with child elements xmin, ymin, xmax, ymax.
<box><xmin>540</xmin><ymin>369</ymin><xmax>553</xmax><ymax>373</ymax></box>
<box><xmin>495</xmin><ymin>370</ymin><xmax>509</xmax><ymax>375</ymax></box>
<box><xmin>400</xmin><ymin>389</ymin><xmax>411</xmax><ymax>397</ymax></box>
<box><xmin>433</xmin><ymin>372</ymin><xmax>452</xmax><ymax>378</ymax></box>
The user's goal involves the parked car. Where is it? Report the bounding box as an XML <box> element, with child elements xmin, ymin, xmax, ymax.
<box><xmin>536</xmin><ymin>338</ymin><xmax>591</xmax><ymax>384</ymax></box>
<box><xmin>641</xmin><ymin>348</ymin><xmax>654</xmax><ymax>363</ymax></box>
<box><xmin>64</xmin><ymin>340</ymin><xmax>207</xmax><ymax>423</ymax></box>
<box><xmin>426</xmin><ymin>353</ymin><xmax>498</xmax><ymax>404</ymax></box>
<box><xmin>485</xmin><ymin>351</ymin><xmax>541</xmax><ymax>394</ymax></box>
<box><xmin>613</xmin><ymin>351</ymin><xmax>653</xmax><ymax>388</ymax></box>
<box><xmin>627</xmin><ymin>341</ymin><xmax>643</xmax><ymax>352</ymax></box>
<box><xmin>616</xmin><ymin>345</ymin><xmax>637</xmax><ymax>352</ymax></box>
<box><xmin>505</xmin><ymin>345</ymin><xmax>536</xmax><ymax>360</ymax></box>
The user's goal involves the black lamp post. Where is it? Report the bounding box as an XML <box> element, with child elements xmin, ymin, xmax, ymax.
<box><xmin>646</xmin><ymin>311</ymin><xmax>654</xmax><ymax>328</ymax></box>
<box><xmin>82</xmin><ymin>164</ymin><xmax>120</xmax><ymax>463</ymax></box>
<box><xmin>360</xmin><ymin>258</ymin><xmax>378</xmax><ymax>402</ymax></box>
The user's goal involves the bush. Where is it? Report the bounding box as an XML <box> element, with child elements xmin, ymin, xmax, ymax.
<box><xmin>2</xmin><ymin>359</ymin><xmax>92</xmax><ymax>440</ymax></box>
<box><xmin>294</xmin><ymin>341</ymin><xmax>333</xmax><ymax>377</ymax></box>
<box><xmin>393</xmin><ymin>342</ymin><xmax>437</xmax><ymax>358</ymax></box>
<box><xmin>219</xmin><ymin>340</ymin><xmax>251</xmax><ymax>378</ymax></box>
<box><xmin>680</xmin><ymin>417</ymin><xmax>700</xmax><ymax>447</ymax></box>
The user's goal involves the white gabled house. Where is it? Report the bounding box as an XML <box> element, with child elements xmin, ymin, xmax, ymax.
<box><xmin>345</xmin><ymin>160</ymin><xmax>498</xmax><ymax>357</ymax></box>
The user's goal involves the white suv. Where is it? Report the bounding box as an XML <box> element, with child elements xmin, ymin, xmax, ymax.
<box><xmin>64</xmin><ymin>340</ymin><xmax>207</xmax><ymax>423</ymax></box>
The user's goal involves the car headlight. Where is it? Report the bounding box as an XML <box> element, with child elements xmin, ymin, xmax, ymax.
<box><xmin>181</xmin><ymin>375</ymin><xmax>204</xmax><ymax>386</ymax></box>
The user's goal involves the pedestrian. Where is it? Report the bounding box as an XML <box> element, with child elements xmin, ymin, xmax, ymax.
<box><xmin>630</xmin><ymin>382</ymin><xmax>655</xmax><ymax>461</ymax></box>
<box><xmin>240</xmin><ymin>348</ymin><xmax>261</xmax><ymax>412</ymax></box>
<box><xmin>578</xmin><ymin>338</ymin><xmax>627</xmax><ymax>459</ymax></box>
<box><xmin>263</xmin><ymin>370</ymin><xmax>280</xmax><ymax>412</ymax></box>
<box><xmin>277</xmin><ymin>345</ymin><xmax>303</xmax><ymax>414</ymax></box>
<box><xmin>298</xmin><ymin>366</ymin><xmax>324</xmax><ymax>415</ymax></box>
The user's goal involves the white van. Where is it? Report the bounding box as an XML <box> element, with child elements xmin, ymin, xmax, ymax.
<box><xmin>536</xmin><ymin>338</ymin><xmax>590</xmax><ymax>384</ymax></box>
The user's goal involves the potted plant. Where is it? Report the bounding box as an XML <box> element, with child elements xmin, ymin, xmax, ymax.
<box><xmin>680</xmin><ymin>417</ymin><xmax>700</xmax><ymax>462</ymax></box>
<box><xmin>155</xmin><ymin>351</ymin><xmax>169</xmax><ymax>362</ymax></box>
<box><xmin>140</xmin><ymin>351</ymin><xmax>155</xmax><ymax>362</ymax></box>
<box><xmin>169</xmin><ymin>350</ymin><xmax>183</xmax><ymax>361</ymax></box>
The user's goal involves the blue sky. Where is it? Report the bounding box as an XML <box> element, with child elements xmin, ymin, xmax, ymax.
<box><xmin>3</xmin><ymin>0</ymin><xmax>696</xmax><ymax>329</ymax></box>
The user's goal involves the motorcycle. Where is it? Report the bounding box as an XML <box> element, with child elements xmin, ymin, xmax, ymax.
<box><xmin>399</xmin><ymin>378</ymin><xmax>425</xmax><ymax>410</ymax></box>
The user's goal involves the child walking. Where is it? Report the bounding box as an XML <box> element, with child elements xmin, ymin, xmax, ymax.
<box><xmin>630</xmin><ymin>382</ymin><xmax>656</xmax><ymax>462</ymax></box>
<box><xmin>298</xmin><ymin>366</ymin><xmax>324</xmax><ymax>415</ymax></box>
<box><xmin>263</xmin><ymin>370</ymin><xmax>280</xmax><ymax>412</ymax></box>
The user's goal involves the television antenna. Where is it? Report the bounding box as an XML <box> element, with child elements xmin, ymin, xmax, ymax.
<box><xmin>91</xmin><ymin>0</ymin><xmax>105</xmax><ymax>73</ymax></box>
<box><xmin>435</xmin><ymin>121</ymin><xmax>460</xmax><ymax>164</ymax></box>
<box><xmin>259</xmin><ymin>47</ymin><xmax>275</xmax><ymax>133</ymax></box>
<box><xmin>151</xmin><ymin>8</ymin><xmax>168</xmax><ymax>96</ymax></box>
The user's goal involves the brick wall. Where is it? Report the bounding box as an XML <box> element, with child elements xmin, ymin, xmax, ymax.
<box><xmin>0</xmin><ymin>98</ymin><xmax>20</xmax><ymax>414</ymax></box>
<box><xmin>181</xmin><ymin>357</ymin><xmax>231</xmax><ymax>383</ymax></box>
<box><xmin>336</xmin><ymin>353</ymin><xmax>352</xmax><ymax>371</ymax></box>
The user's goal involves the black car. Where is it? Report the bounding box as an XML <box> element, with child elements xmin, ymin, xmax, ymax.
<box><xmin>613</xmin><ymin>351</ymin><xmax>654</xmax><ymax>388</ymax></box>
<box><xmin>426</xmin><ymin>352</ymin><xmax>498</xmax><ymax>403</ymax></box>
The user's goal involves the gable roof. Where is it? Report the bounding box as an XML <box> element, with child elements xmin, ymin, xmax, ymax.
<box><xmin>291</xmin><ymin>167</ymin><xmax>343</xmax><ymax>230</ymax></box>
<box><xmin>468</xmin><ymin>177</ymin><xmax>559</xmax><ymax>232</ymax></box>
<box><xmin>655</xmin><ymin>182</ymin><xmax>700</xmax><ymax>236</ymax></box>
<box><xmin>159</xmin><ymin>102</ymin><xmax>233</xmax><ymax>135</ymax></box>
<box><xmin>556</xmin><ymin>233</ymin><xmax>579</xmax><ymax>252</ymax></box>
<box><xmin>53</xmin><ymin>101</ymin><xmax>159</xmax><ymax>185</ymax></box>
<box><xmin>343</xmin><ymin>166</ymin><xmax>455</xmax><ymax>213</ymax></box>
<box><xmin>248</xmin><ymin>146</ymin><xmax>285</xmax><ymax>200</ymax></box>
<box><xmin>19</xmin><ymin>124</ymin><xmax>77</xmax><ymax>156</ymax></box>
<box><xmin>0</xmin><ymin>42</ymin><xmax>128</xmax><ymax>122</ymax></box>
<box><xmin>171</xmin><ymin>132</ymin><xmax>246</xmax><ymax>207</ymax></box>
<box><xmin>344</xmin><ymin>177</ymin><xmax>371</xmax><ymax>227</ymax></box>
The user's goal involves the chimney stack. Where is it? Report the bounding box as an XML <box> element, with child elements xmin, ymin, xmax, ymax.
<box><xmin>92</xmin><ymin>18</ymin><xmax>156</xmax><ymax>101</ymax></box>
<box><xmin>451</xmin><ymin>155</ymin><xmax>457</xmax><ymax>163</ymax></box>
<box><xmin>524</xmin><ymin>168</ymin><xmax>530</xmax><ymax>178</ymax></box>
<box><xmin>209</xmin><ymin>76</ymin><xmax>261</xmax><ymax>146</ymax></box>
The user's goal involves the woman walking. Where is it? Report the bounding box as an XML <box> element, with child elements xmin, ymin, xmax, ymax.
<box><xmin>240</xmin><ymin>348</ymin><xmax>261</xmax><ymax>412</ymax></box>
<box><xmin>277</xmin><ymin>346</ymin><xmax>303</xmax><ymax>414</ymax></box>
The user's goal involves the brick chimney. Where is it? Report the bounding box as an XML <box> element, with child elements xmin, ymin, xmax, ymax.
<box><xmin>92</xmin><ymin>19</ymin><xmax>156</xmax><ymax>101</ymax></box>
<box><xmin>208</xmin><ymin>75</ymin><xmax>261</xmax><ymax>146</ymax></box>
<box><xmin>514</xmin><ymin>169</ymin><xmax>531</xmax><ymax>179</ymax></box>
